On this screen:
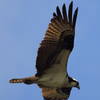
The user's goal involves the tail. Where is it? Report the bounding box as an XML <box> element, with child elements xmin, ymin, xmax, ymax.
<box><xmin>9</xmin><ymin>76</ymin><xmax>38</xmax><ymax>85</ymax></box>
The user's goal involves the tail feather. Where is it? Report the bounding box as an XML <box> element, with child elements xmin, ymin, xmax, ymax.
<box><xmin>9</xmin><ymin>79</ymin><xmax>25</xmax><ymax>83</ymax></box>
<box><xmin>9</xmin><ymin>76</ymin><xmax>38</xmax><ymax>85</ymax></box>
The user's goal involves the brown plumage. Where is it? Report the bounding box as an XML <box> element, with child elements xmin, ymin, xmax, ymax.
<box><xmin>42</xmin><ymin>87</ymin><xmax>72</xmax><ymax>100</ymax></box>
<box><xmin>9</xmin><ymin>1</ymin><xmax>79</xmax><ymax>100</ymax></box>
<box><xmin>36</xmin><ymin>2</ymin><xmax>78</xmax><ymax>76</ymax></box>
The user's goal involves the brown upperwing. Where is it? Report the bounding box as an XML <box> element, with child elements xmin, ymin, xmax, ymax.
<box><xmin>35</xmin><ymin>1</ymin><xmax>78</xmax><ymax>76</ymax></box>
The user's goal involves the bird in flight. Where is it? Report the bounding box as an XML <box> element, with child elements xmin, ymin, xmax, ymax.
<box><xmin>10</xmin><ymin>1</ymin><xmax>79</xmax><ymax>100</ymax></box>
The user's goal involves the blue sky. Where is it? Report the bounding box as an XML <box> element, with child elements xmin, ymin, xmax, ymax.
<box><xmin>0</xmin><ymin>0</ymin><xmax>100</xmax><ymax>100</ymax></box>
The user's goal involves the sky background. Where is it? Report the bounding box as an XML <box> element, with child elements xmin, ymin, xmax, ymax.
<box><xmin>0</xmin><ymin>0</ymin><xmax>100</xmax><ymax>100</ymax></box>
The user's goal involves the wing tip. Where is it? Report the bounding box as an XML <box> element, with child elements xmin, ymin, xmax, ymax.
<box><xmin>73</xmin><ymin>7</ymin><xmax>78</xmax><ymax>29</ymax></box>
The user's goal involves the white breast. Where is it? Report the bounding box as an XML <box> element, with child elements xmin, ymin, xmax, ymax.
<box><xmin>38</xmin><ymin>50</ymin><xmax>70</xmax><ymax>88</ymax></box>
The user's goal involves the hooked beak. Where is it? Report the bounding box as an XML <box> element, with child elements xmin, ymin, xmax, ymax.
<box><xmin>77</xmin><ymin>85</ymin><xmax>80</xmax><ymax>89</ymax></box>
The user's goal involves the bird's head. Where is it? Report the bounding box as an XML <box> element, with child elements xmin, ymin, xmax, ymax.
<box><xmin>68</xmin><ymin>77</ymin><xmax>80</xmax><ymax>89</ymax></box>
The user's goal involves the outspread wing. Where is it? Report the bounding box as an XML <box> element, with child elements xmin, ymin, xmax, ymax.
<box><xmin>42</xmin><ymin>87</ymin><xmax>72</xmax><ymax>100</ymax></box>
<box><xmin>35</xmin><ymin>1</ymin><xmax>78</xmax><ymax>76</ymax></box>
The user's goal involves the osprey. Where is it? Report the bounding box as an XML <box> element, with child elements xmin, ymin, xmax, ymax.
<box><xmin>10</xmin><ymin>1</ymin><xmax>80</xmax><ymax>100</ymax></box>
